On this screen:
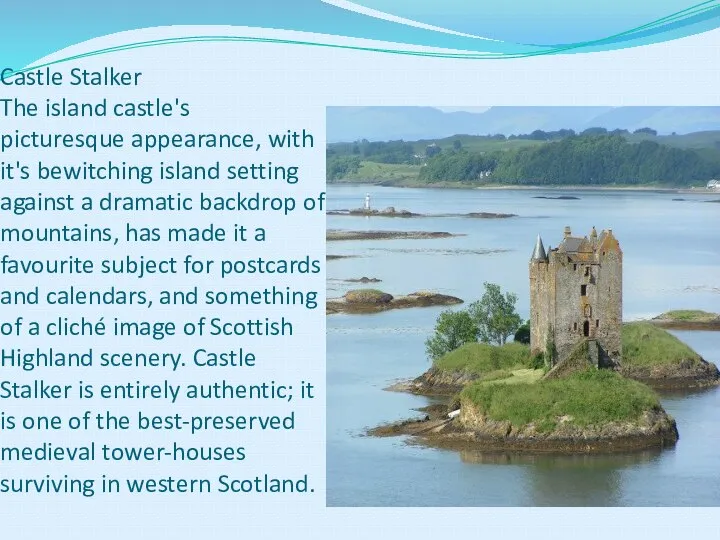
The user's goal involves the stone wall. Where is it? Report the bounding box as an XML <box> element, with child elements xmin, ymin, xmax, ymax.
<box><xmin>553</xmin><ymin>256</ymin><xmax>592</xmax><ymax>362</ymax></box>
<box><xmin>595</xmin><ymin>249</ymin><xmax>622</xmax><ymax>365</ymax></box>
<box><xmin>529</xmin><ymin>260</ymin><xmax>550</xmax><ymax>356</ymax></box>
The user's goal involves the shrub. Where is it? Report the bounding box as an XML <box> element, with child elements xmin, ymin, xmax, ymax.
<box><xmin>514</xmin><ymin>321</ymin><xmax>531</xmax><ymax>344</ymax></box>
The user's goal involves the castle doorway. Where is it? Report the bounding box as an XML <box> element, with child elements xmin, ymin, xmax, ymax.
<box><xmin>583</xmin><ymin>320</ymin><xmax>590</xmax><ymax>337</ymax></box>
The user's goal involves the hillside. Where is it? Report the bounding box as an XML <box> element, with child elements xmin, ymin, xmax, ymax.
<box><xmin>328</xmin><ymin>131</ymin><xmax>720</xmax><ymax>187</ymax></box>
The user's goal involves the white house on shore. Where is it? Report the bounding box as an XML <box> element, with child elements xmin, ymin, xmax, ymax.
<box><xmin>708</xmin><ymin>179</ymin><xmax>720</xmax><ymax>190</ymax></box>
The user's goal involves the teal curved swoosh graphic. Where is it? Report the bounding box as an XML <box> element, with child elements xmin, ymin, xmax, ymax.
<box><xmin>1</xmin><ymin>1</ymin><xmax>719</xmax><ymax>69</ymax></box>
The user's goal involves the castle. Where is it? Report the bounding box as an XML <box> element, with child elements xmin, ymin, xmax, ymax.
<box><xmin>529</xmin><ymin>226</ymin><xmax>622</xmax><ymax>368</ymax></box>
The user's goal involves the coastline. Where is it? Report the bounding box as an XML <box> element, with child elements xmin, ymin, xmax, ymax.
<box><xmin>328</xmin><ymin>180</ymin><xmax>719</xmax><ymax>194</ymax></box>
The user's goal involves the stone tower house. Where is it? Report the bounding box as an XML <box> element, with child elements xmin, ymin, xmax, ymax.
<box><xmin>529</xmin><ymin>226</ymin><xmax>622</xmax><ymax>368</ymax></box>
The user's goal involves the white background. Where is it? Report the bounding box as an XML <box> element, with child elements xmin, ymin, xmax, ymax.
<box><xmin>1</xmin><ymin>23</ymin><xmax>719</xmax><ymax>540</ymax></box>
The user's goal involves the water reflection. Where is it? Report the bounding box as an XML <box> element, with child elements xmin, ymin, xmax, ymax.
<box><xmin>460</xmin><ymin>449</ymin><xmax>662</xmax><ymax>506</ymax></box>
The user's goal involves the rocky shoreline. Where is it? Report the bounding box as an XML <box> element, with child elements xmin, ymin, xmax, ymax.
<box><xmin>370</xmin><ymin>401</ymin><xmax>679</xmax><ymax>454</ymax></box>
<box><xmin>618</xmin><ymin>360</ymin><xmax>720</xmax><ymax>390</ymax></box>
<box><xmin>386</xmin><ymin>367</ymin><xmax>475</xmax><ymax>396</ymax></box>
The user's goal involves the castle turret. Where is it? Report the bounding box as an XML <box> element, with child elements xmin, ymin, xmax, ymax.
<box><xmin>529</xmin><ymin>234</ymin><xmax>552</xmax><ymax>357</ymax></box>
<box><xmin>531</xmin><ymin>235</ymin><xmax>547</xmax><ymax>261</ymax></box>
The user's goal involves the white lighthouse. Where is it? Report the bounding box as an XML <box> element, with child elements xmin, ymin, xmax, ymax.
<box><xmin>364</xmin><ymin>193</ymin><xmax>371</xmax><ymax>211</ymax></box>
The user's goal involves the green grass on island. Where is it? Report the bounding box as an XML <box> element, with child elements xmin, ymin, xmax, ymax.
<box><xmin>418</xmin><ymin>322</ymin><xmax>706</xmax><ymax>434</ymax></box>
<box><xmin>460</xmin><ymin>369</ymin><xmax>661</xmax><ymax>433</ymax></box>
<box><xmin>655</xmin><ymin>310</ymin><xmax>720</xmax><ymax>322</ymax></box>
<box><xmin>432</xmin><ymin>322</ymin><xmax>702</xmax><ymax>375</ymax></box>
<box><xmin>432</xmin><ymin>342</ymin><xmax>545</xmax><ymax>385</ymax></box>
<box><xmin>433</xmin><ymin>342</ymin><xmax>534</xmax><ymax>375</ymax></box>
<box><xmin>622</xmin><ymin>322</ymin><xmax>702</xmax><ymax>368</ymax></box>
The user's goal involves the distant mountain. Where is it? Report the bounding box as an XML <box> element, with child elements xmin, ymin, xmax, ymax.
<box><xmin>327</xmin><ymin>106</ymin><xmax>720</xmax><ymax>142</ymax></box>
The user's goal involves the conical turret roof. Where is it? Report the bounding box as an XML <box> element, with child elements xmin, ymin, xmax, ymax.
<box><xmin>531</xmin><ymin>234</ymin><xmax>547</xmax><ymax>261</ymax></box>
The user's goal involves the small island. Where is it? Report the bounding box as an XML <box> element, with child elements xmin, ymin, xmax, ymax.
<box><xmin>327</xmin><ymin>289</ymin><xmax>463</xmax><ymax>315</ymax></box>
<box><xmin>464</xmin><ymin>212</ymin><xmax>517</xmax><ymax>219</ymax></box>
<box><xmin>373</xmin><ymin>227</ymin><xmax>718</xmax><ymax>455</ymax></box>
<box><xmin>341</xmin><ymin>277</ymin><xmax>382</xmax><ymax>283</ymax></box>
<box><xmin>327</xmin><ymin>230</ymin><xmax>459</xmax><ymax>242</ymax></box>
<box><xmin>375</xmin><ymin>368</ymin><xmax>678</xmax><ymax>454</ymax></box>
<box><xmin>617</xmin><ymin>322</ymin><xmax>720</xmax><ymax>388</ymax></box>
<box><xmin>532</xmin><ymin>195</ymin><xmax>581</xmax><ymax>200</ymax></box>
<box><xmin>649</xmin><ymin>310</ymin><xmax>720</xmax><ymax>331</ymax></box>
<box><xmin>377</xmin><ymin>326</ymin><xmax>697</xmax><ymax>453</ymax></box>
<box><xmin>327</xmin><ymin>206</ymin><xmax>421</xmax><ymax>217</ymax></box>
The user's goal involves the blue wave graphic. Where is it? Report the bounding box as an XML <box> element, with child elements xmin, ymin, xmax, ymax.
<box><xmin>0</xmin><ymin>0</ymin><xmax>718</xmax><ymax>68</ymax></box>
<box><xmin>341</xmin><ymin>0</ymin><xmax>720</xmax><ymax>44</ymax></box>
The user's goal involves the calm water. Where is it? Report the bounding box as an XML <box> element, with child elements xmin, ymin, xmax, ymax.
<box><xmin>326</xmin><ymin>185</ymin><xmax>720</xmax><ymax>507</ymax></box>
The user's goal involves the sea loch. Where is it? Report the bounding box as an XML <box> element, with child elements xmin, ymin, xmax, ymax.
<box><xmin>327</xmin><ymin>185</ymin><xmax>720</xmax><ymax>507</ymax></box>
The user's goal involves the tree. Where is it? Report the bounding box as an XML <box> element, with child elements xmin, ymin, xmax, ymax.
<box><xmin>453</xmin><ymin>139</ymin><xmax>462</xmax><ymax>150</ymax></box>
<box><xmin>425</xmin><ymin>309</ymin><xmax>478</xmax><ymax>361</ymax></box>
<box><xmin>633</xmin><ymin>127</ymin><xmax>657</xmax><ymax>136</ymax></box>
<box><xmin>425</xmin><ymin>144</ymin><xmax>441</xmax><ymax>158</ymax></box>
<box><xmin>514</xmin><ymin>320</ymin><xmax>530</xmax><ymax>344</ymax></box>
<box><xmin>468</xmin><ymin>282</ymin><xmax>522</xmax><ymax>345</ymax></box>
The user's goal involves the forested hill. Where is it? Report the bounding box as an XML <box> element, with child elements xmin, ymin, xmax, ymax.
<box><xmin>327</xmin><ymin>130</ymin><xmax>720</xmax><ymax>187</ymax></box>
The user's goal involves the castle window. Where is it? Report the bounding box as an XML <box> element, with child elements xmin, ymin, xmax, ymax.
<box><xmin>580</xmin><ymin>284</ymin><xmax>587</xmax><ymax>296</ymax></box>
<box><xmin>573</xmin><ymin>322</ymin><xmax>577</xmax><ymax>331</ymax></box>
<box><xmin>583</xmin><ymin>321</ymin><xmax>590</xmax><ymax>337</ymax></box>
<box><xmin>573</xmin><ymin>264</ymin><xmax>577</xmax><ymax>271</ymax></box>
<box><xmin>584</xmin><ymin>266</ymin><xmax>589</xmax><ymax>277</ymax></box>
<box><xmin>596</xmin><ymin>319</ymin><xmax>600</xmax><ymax>328</ymax></box>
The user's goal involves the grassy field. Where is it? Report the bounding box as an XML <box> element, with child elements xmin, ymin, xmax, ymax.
<box><xmin>330</xmin><ymin>161</ymin><xmax>421</xmax><ymax>184</ymax></box>
<box><xmin>460</xmin><ymin>369</ymin><xmax>661</xmax><ymax>432</ymax></box>
<box><xmin>622</xmin><ymin>322</ymin><xmax>702</xmax><ymax>368</ymax></box>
